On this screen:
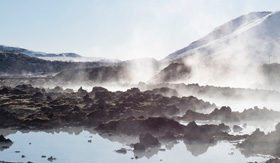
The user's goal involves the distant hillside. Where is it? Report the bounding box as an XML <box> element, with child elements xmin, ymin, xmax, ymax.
<box><xmin>54</xmin><ymin>58</ymin><xmax>160</xmax><ymax>84</ymax></box>
<box><xmin>0</xmin><ymin>45</ymin><xmax>81</xmax><ymax>58</ymax></box>
<box><xmin>54</xmin><ymin>66</ymin><xmax>131</xmax><ymax>84</ymax></box>
<box><xmin>0</xmin><ymin>52</ymin><xmax>109</xmax><ymax>75</ymax></box>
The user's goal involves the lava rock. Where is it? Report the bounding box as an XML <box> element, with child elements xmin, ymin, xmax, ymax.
<box><xmin>115</xmin><ymin>148</ymin><xmax>127</xmax><ymax>154</ymax></box>
<box><xmin>233</xmin><ymin>125</ymin><xmax>243</xmax><ymax>132</ymax></box>
<box><xmin>266</xmin><ymin>158</ymin><xmax>280</xmax><ymax>163</ymax></box>
<box><xmin>0</xmin><ymin>135</ymin><xmax>12</xmax><ymax>143</ymax></box>
<box><xmin>47</xmin><ymin>156</ymin><xmax>57</xmax><ymax>162</ymax></box>
<box><xmin>133</xmin><ymin>143</ymin><xmax>146</xmax><ymax>151</ymax></box>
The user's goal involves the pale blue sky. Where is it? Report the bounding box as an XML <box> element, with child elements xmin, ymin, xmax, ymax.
<box><xmin>0</xmin><ymin>0</ymin><xmax>279</xmax><ymax>60</ymax></box>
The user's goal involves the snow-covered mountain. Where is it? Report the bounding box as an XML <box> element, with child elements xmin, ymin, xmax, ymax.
<box><xmin>37</xmin><ymin>56</ymin><xmax>121</xmax><ymax>63</ymax></box>
<box><xmin>0</xmin><ymin>45</ymin><xmax>120</xmax><ymax>63</ymax></box>
<box><xmin>0</xmin><ymin>45</ymin><xmax>81</xmax><ymax>58</ymax></box>
<box><xmin>163</xmin><ymin>11</ymin><xmax>280</xmax><ymax>63</ymax></box>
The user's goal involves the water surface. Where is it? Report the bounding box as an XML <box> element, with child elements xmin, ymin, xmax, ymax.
<box><xmin>0</xmin><ymin>128</ymin><xmax>268</xmax><ymax>163</ymax></box>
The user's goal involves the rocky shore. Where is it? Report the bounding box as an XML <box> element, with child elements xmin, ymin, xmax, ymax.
<box><xmin>1</xmin><ymin>84</ymin><xmax>280</xmax><ymax>162</ymax></box>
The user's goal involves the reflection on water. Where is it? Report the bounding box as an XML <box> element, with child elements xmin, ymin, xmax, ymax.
<box><xmin>184</xmin><ymin>141</ymin><xmax>217</xmax><ymax>156</ymax></box>
<box><xmin>0</xmin><ymin>128</ymin><xmax>268</xmax><ymax>163</ymax></box>
<box><xmin>180</xmin><ymin>120</ymin><xmax>279</xmax><ymax>136</ymax></box>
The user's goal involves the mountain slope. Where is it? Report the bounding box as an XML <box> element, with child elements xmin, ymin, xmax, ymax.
<box><xmin>163</xmin><ymin>11</ymin><xmax>280</xmax><ymax>63</ymax></box>
<box><xmin>0</xmin><ymin>45</ymin><xmax>81</xmax><ymax>58</ymax></box>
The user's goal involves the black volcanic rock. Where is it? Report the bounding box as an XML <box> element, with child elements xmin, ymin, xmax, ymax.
<box><xmin>182</xmin><ymin>121</ymin><xmax>239</xmax><ymax>156</ymax></box>
<box><xmin>126</xmin><ymin>88</ymin><xmax>140</xmax><ymax>94</ymax></box>
<box><xmin>96</xmin><ymin>117</ymin><xmax>185</xmax><ymax>135</ymax></box>
<box><xmin>177</xmin><ymin>106</ymin><xmax>240</xmax><ymax>123</ymax></box>
<box><xmin>0</xmin><ymin>109</ymin><xmax>18</xmax><ymax>127</ymax></box>
<box><xmin>51</xmin><ymin>86</ymin><xmax>63</xmax><ymax>93</ymax></box>
<box><xmin>184</xmin><ymin>121</ymin><xmax>215</xmax><ymax>143</ymax></box>
<box><xmin>83</xmin><ymin>94</ymin><xmax>93</xmax><ymax>103</ymax></box>
<box><xmin>178</xmin><ymin>105</ymin><xmax>280</xmax><ymax>123</ymax></box>
<box><xmin>266</xmin><ymin>158</ymin><xmax>280</xmax><ymax>163</ymax></box>
<box><xmin>133</xmin><ymin>143</ymin><xmax>146</xmax><ymax>151</ymax></box>
<box><xmin>178</xmin><ymin>110</ymin><xmax>208</xmax><ymax>121</ymax></box>
<box><xmin>144</xmin><ymin>87</ymin><xmax>179</xmax><ymax>97</ymax></box>
<box><xmin>238</xmin><ymin>106</ymin><xmax>280</xmax><ymax>121</ymax></box>
<box><xmin>91</xmin><ymin>87</ymin><xmax>108</xmax><ymax>95</ymax></box>
<box><xmin>154</xmin><ymin>62</ymin><xmax>191</xmax><ymax>82</ymax></box>
<box><xmin>210</xmin><ymin>106</ymin><xmax>239</xmax><ymax>122</ymax></box>
<box><xmin>0</xmin><ymin>84</ymin><xmax>248</xmax><ymax>148</ymax></box>
<box><xmin>115</xmin><ymin>148</ymin><xmax>127</xmax><ymax>154</ymax></box>
<box><xmin>0</xmin><ymin>135</ymin><xmax>13</xmax><ymax>151</ymax></box>
<box><xmin>0</xmin><ymin>135</ymin><xmax>12</xmax><ymax>143</ymax></box>
<box><xmin>1</xmin><ymin>84</ymin><xmax>216</xmax><ymax>129</ymax></box>
<box><xmin>239</xmin><ymin>123</ymin><xmax>280</xmax><ymax>157</ymax></box>
<box><xmin>0</xmin><ymin>86</ymin><xmax>10</xmax><ymax>94</ymax></box>
<box><xmin>233</xmin><ymin>125</ymin><xmax>243</xmax><ymax>132</ymax></box>
<box><xmin>139</xmin><ymin>83</ymin><xmax>280</xmax><ymax>108</ymax></box>
<box><xmin>78</xmin><ymin>87</ymin><xmax>88</xmax><ymax>95</ymax></box>
<box><xmin>183</xmin><ymin>121</ymin><xmax>238</xmax><ymax>144</ymax></box>
<box><xmin>218</xmin><ymin>123</ymin><xmax>231</xmax><ymax>133</ymax></box>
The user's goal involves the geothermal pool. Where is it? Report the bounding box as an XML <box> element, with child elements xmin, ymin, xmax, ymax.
<box><xmin>0</xmin><ymin>128</ymin><xmax>268</xmax><ymax>163</ymax></box>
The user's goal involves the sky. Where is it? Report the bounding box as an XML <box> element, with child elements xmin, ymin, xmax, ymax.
<box><xmin>0</xmin><ymin>0</ymin><xmax>280</xmax><ymax>60</ymax></box>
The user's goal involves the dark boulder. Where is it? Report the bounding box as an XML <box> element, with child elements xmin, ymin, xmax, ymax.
<box><xmin>52</xmin><ymin>86</ymin><xmax>63</xmax><ymax>93</ymax></box>
<box><xmin>184</xmin><ymin>121</ymin><xmax>218</xmax><ymax>144</ymax></box>
<box><xmin>115</xmin><ymin>148</ymin><xmax>127</xmax><ymax>154</ymax></box>
<box><xmin>0</xmin><ymin>135</ymin><xmax>12</xmax><ymax>143</ymax></box>
<box><xmin>133</xmin><ymin>143</ymin><xmax>146</xmax><ymax>151</ymax></box>
<box><xmin>233</xmin><ymin>125</ymin><xmax>243</xmax><ymax>132</ymax></box>
<box><xmin>33</xmin><ymin>92</ymin><xmax>44</xmax><ymax>99</ymax></box>
<box><xmin>83</xmin><ymin>94</ymin><xmax>93</xmax><ymax>103</ymax></box>
<box><xmin>78</xmin><ymin>87</ymin><xmax>87</xmax><ymax>95</ymax></box>
<box><xmin>219</xmin><ymin>123</ymin><xmax>231</xmax><ymax>133</ymax></box>
<box><xmin>91</xmin><ymin>87</ymin><xmax>108</xmax><ymax>93</ymax></box>
<box><xmin>0</xmin><ymin>86</ymin><xmax>10</xmax><ymax>94</ymax></box>
<box><xmin>210</xmin><ymin>106</ymin><xmax>240</xmax><ymax>122</ymax></box>
<box><xmin>0</xmin><ymin>135</ymin><xmax>13</xmax><ymax>151</ymax></box>
<box><xmin>266</xmin><ymin>158</ymin><xmax>280</xmax><ymax>163</ymax></box>
<box><xmin>96</xmin><ymin>117</ymin><xmax>185</xmax><ymax>135</ymax></box>
<box><xmin>0</xmin><ymin>109</ymin><xmax>18</xmax><ymax>127</ymax></box>
<box><xmin>126</xmin><ymin>88</ymin><xmax>140</xmax><ymax>94</ymax></box>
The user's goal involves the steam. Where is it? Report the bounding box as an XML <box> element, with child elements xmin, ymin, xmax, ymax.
<box><xmin>125</xmin><ymin>58</ymin><xmax>159</xmax><ymax>84</ymax></box>
<box><xmin>130</xmin><ymin>11</ymin><xmax>280</xmax><ymax>112</ymax></box>
<box><xmin>167</xmin><ymin>12</ymin><xmax>280</xmax><ymax>90</ymax></box>
<box><xmin>182</xmin><ymin>44</ymin><xmax>265</xmax><ymax>89</ymax></box>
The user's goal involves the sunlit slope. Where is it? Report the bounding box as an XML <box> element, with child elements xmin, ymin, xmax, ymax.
<box><xmin>163</xmin><ymin>11</ymin><xmax>280</xmax><ymax>63</ymax></box>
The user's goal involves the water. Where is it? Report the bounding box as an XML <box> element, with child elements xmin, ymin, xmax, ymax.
<box><xmin>0</xmin><ymin>128</ymin><xmax>268</xmax><ymax>163</ymax></box>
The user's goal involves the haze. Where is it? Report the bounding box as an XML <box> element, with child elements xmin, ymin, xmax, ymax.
<box><xmin>1</xmin><ymin>0</ymin><xmax>280</xmax><ymax>60</ymax></box>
